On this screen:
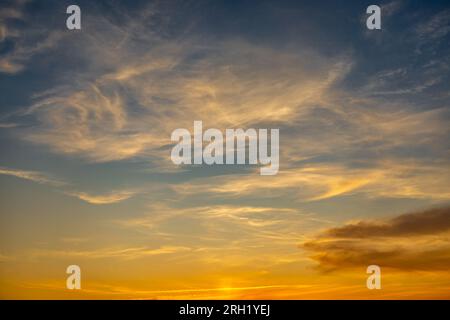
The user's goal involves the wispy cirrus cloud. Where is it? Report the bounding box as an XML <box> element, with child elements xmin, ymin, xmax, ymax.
<box><xmin>415</xmin><ymin>9</ymin><xmax>450</xmax><ymax>41</ymax></box>
<box><xmin>172</xmin><ymin>160</ymin><xmax>450</xmax><ymax>201</ymax></box>
<box><xmin>0</xmin><ymin>0</ymin><xmax>65</xmax><ymax>74</ymax></box>
<box><xmin>21</xmin><ymin>39</ymin><xmax>351</xmax><ymax>164</ymax></box>
<box><xmin>0</xmin><ymin>166</ymin><xmax>137</xmax><ymax>205</ymax></box>
<box><xmin>119</xmin><ymin>203</ymin><xmax>306</xmax><ymax>231</ymax></box>
<box><xmin>117</xmin><ymin>202</ymin><xmax>329</xmax><ymax>268</ymax></box>
<box><xmin>1</xmin><ymin>1</ymin><xmax>446</xmax><ymax>211</ymax></box>
<box><xmin>0</xmin><ymin>166</ymin><xmax>63</xmax><ymax>186</ymax></box>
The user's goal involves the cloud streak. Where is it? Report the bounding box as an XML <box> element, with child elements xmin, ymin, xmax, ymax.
<box><xmin>0</xmin><ymin>167</ymin><xmax>63</xmax><ymax>186</ymax></box>
<box><xmin>0</xmin><ymin>166</ymin><xmax>137</xmax><ymax>205</ymax></box>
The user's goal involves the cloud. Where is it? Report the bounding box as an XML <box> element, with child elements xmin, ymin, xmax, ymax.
<box><xmin>303</xmin><ymin>206</ymin><xmax>450</xmax><ymax>271</ymax></box>
<box><xmin>120</xmin><ymin>203</ymin><xmax>303</xmax><ymax>230</ymax></box>
<box><xmin>2</xmin><ymin>1</ymin><xmax>445</xmax><ymax>211</ymax></box>
<box><xmin>22</xmin><ymin>42</ymin><xmax>350</xmax><ymax>164</ymax></box>
<box><xmin>9</xmin><ymin>0</ymin><xmax>352</xmax><ymax>165</ymax></box>
<box><xmin>24</xmin><ymin>81</ymin><xmax>164</xmax><ymax>162</ymax></box>
<box><xmin>324</xmin><ymin>207</ymin><xmax>450</xmax><ymax>238</ymax></box>
<box><xmin>0</xmin><ymin>167</ymin><xmax>63</xmax><ymax>186</ymax></box>
<box><xmin>65</xmin><ymin>190</ymin><xmax>138</xmax><ymax>205</ymax></box>
<box><xmin>415</xmin><ymin>10</ymin><xmax>450</xmax><ymax>41</ymax></box>
<box><xmin>172</xmin><ymin>160</ymin><xmax>450</xmax><ymax>201</ymax></box>
<box><xmin>0</xmin><ymin>0</ymin><xmax>64</xmax><ymax>74</ymax></box>
<box><xmin>117</xmin><ymin>202</ymin><xmax>328</xmax><ymax>265</ymax></box>
<box><xmin>0</xmin><ymin>166</ymin><xmax>136</xmax><ymax>205</ymax></box>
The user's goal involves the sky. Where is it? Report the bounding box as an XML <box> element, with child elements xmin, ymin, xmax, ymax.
<box><xmin>0</xmin><ymin>0</ymin><xmax>449</xmax><ymax>299</ymax></box>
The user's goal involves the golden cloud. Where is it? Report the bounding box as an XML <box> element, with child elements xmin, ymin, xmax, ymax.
<box><xmin>173</xmin><ymin>161</ymin><xmax>450</xmax><ymax>201</ymax></box>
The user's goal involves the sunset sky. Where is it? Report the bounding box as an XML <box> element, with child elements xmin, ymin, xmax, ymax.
<box><xmin>0</xmin><ymin>0</ymin><xmax>449</xmax><ymax>299</ymax></box>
